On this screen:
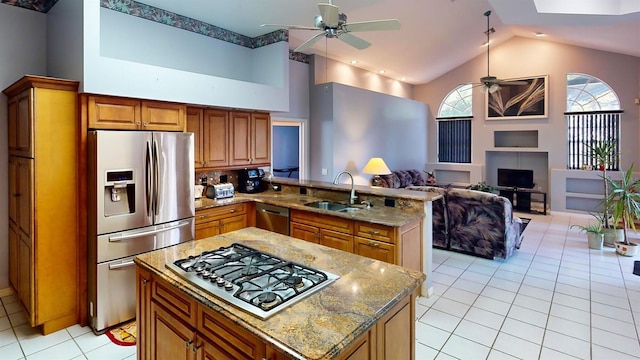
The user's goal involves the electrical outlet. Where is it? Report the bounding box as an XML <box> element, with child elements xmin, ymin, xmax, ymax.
<box><xmin>384</xmin><ymin>198</ymin><xmax>396</xmax><ymax>207</ymax></box>
<box><xmin>322</xmin><ymin>168</ymin><xmax>328</xmax><ymax>176</ymax></box>
<box><xmin>300</xmin><ymin>187</ymin><xmax>307</xmax><ymax>195</ymax></box>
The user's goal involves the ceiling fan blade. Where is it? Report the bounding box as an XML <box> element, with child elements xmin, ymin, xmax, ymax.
<box><xmin>294</xmin><ymin>32</ymin><xmax>325</xmax><ymax>52</ymax></box>
<box><xmin>342</xmin><ymin>19</ymin><xmax>401</xmax><ymax>32</ymax></box>
<box><xmin>261</xmin><ymin>23</ymin><xmax>319</xmax><ymax>31</ymax></box>
<box><xmin>318</xmin><ymin>3</ymin><xmax>340</xmax><ymax>26</ymax></box>
<box><xmin>338</xmin><ymin>32</ymin><xmax>371</xmax><ymax>50</ymax></box>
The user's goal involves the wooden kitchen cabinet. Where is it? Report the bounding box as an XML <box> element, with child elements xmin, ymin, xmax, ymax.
<box><xmin>354</xmin><ymin>219</ymin><xmax>422</xmax><ymax>271</ymax></box>
<box><xmin>229</xmin><ymin>111</ymin><xmax>271</xmax><ymax>167</ymax></box>
<box><xmin>3</xmin><ymin>75</ymin><xmax>80</xmax><ymax>334</ymax></box>
<box><xmin>84</xmin><ymin>94</ymin><xmax>185</xmax><ymax>131</ymax></box>
<box><xmin>187</xmin><ymin>107</ymin><xmax>229</xmax><ymax>169</ymax></box>
<box><xmin>195</xmin><ymin>204</ymin><xmax>248</xmax><ymax>240</ymax></box>
<box><xmin>139</xmin><ymin>271</ymin><xmax>271</xmax><ymax>360</ymax></box>
<box><xmin>290</xmin><ymin>210</ymin><xmax>354</xmax><ymax>253</ymax></box>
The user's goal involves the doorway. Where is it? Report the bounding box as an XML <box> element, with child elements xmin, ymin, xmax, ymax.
<box><xmin>271</xmin><ymin>118</ymin><xmax>307</xmax><ymax>180</ymax></box>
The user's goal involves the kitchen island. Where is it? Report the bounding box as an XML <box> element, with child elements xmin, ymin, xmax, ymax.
<box><xmin>134</xmin><ymin>227</ymin><xmax>425</xmax><ymax>360</ymax></box>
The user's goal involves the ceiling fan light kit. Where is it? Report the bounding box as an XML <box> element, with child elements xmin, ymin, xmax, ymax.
<box><xmin>261</xmin><ymin>1</ymin><xmax>401</xmax><ymax>53</ymax></box>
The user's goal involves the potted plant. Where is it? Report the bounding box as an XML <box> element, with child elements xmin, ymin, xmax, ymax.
<box><xmin>605</xmin><ymin>164</ymin><xmax>640</xmax><ymax>256</ymax></box>
<box><xmin>468</xmin><ymin>181</ymin><xmax>494</xmax><ymax>193</ymax></box>
<box><xmin>586</xmin><ymin>139</ymin><xmax>621</xmax><ymax>246</ymax></box>
<box><xmin>571</xmin><ymin>222</ymin><xmax>604</xmax><ymax>250</ymax></box>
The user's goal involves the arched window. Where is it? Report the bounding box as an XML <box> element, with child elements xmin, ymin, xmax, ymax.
<box><xmin>437</xmin><ymin>84</ymin><xmax>472</xmax><ymax>163</ymax></box>
<box><xmin>438</xmin><ymin>83</ymin><xmax>472</xmax><ymax>117</ymax></box>
<box><xmin>566</xmin><ymin>73</ymin><xmax>622</xmax><ymax>170</ymax></box>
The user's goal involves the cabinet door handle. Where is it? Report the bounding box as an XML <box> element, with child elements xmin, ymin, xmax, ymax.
<box><xmin>185</xmin><ymin>340</ymin><xmax>193</xmax><ymax>348</ymax></box>
<box><xmin>143</xmin><ymin>122</ymin><xmax>149</xmax><ymax>126</ymax></box>
<box><xmin>198</xmin><ymin>215</ymin><xmax>208</xmax><ymax>219</ymax></box>
<box><xmin>141</xmin><ymin>278</ymin><xmax>148</xmax><ymax>285</ymax></box>
<box><xmin>192</xmin><ymin>344</ymin><xmax>202</xmax><ymax>352</ymax></box>
<box><xmin>369</xmin><ymin>230</ymin><xmax>380</xmax><ymax>235</ymax></box>
<box><xmin>229</xmin><ymin>209</ymin><xmax>236</xmax><ymax>213</ymax></box>
<box><xmin>368</xmin><ymin>241</ymin><xmax>379</xmax><ymax>247</ymax></box>
<box><xmin>136</xmin><ymin>121</ymin><xmax>141</xmax><ymax>125</ymax></box>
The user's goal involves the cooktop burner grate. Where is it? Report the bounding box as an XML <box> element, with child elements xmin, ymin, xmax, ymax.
<box><xmin>166</xmin><ymin>243</ymin><xmax>339</xmax><ymax>319</ymax></box>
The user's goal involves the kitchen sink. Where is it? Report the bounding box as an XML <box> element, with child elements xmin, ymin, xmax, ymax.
<box><xmin>305</xmin><ymin>201</ymin><xmax>360</xmax><ymax>213</ymax></box>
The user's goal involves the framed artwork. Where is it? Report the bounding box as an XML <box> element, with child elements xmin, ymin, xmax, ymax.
<box><xmin>486</xmin><ymin>75</ymin><xmax>548</xmax><ymax>120</ymax></box>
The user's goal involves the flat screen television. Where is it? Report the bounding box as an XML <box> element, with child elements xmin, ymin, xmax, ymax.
<box><xmin>497</xmin><ymin>168</ymin><xmax>534</xmax><ymax>189</ymax></box>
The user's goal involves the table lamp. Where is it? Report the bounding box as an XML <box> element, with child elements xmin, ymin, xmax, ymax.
<box><xmin>362</xmin><ymin>157</ymin><xmax>392</xmax><ymax>187</ymax></box>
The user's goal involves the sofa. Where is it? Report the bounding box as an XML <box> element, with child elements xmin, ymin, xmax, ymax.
<box><xmin>378</xmin><ymin>169</ymin><xmax>427</xmax><ymax>188</ymax></box>
<box><xmin>408</xmin><ymin>186</ymin><xmax>522</xmax><ymax>260</ymax></box>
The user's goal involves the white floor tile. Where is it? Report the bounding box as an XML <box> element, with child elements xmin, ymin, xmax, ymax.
<box><xmin>549</xmin><ymin>303</ymin><xmax>590</xmax><ymax>326</ymax></box>
<box><xmin>492</xmin><ymin>269</ymin><xmax>525</xmax><ymax>283</ymax></box>
<box><xmin>546</xmin><ymin>315</ymin><xmax>590</xmax><ymax>342</ymax></box>
<box><xmin>441</xmin><ymin>287</ymin><xmax>478</xmax><ymax>306</ymax></box>
<box><xmin>434</xmin><ymin>264</ymin><xmax>465</xmax><ymax>278</ymax></box>
<box><xmin>458</xmin><ymin>270</ymin><xmax>492</xmax><ymax>285</ymax></box>
<box><xmin>414</xmin><ymin>341</ymin><xmax>439</xmax><ymax>360</ymax></box>
<box><xmin>481</xmin><ymin>286</ymin><xmax>517</xmax><ymax>303</ymax></box>
<box><xmin>466</xmin><ymin>263</ymin><xmax>498</xmax><ymax>276</ymax></box>
<box><xmin>431</xmin><ymin>272</ymin><xmax>458</xmax><ymax>287</ymax></box>
<box><xmin>518</xmin><ymin>284</ymin><xmax>554</xmax><ymax>302</ymax></box>
<box><xmin>26</xmin><ymin>339</ymin><xmax>83</xmax><ymax>360</ymax></box>
<box><xmin>553</xmin><ymin>282</ymin><xmax>590</xmax><ymax>299</ymax></box>
<box><xmin>431</xmin><ymin>297</ymin><xmax>470</xmax><ymax>318</ymax></box>
<box><xmin>591</xmin><ymin>327</ymin><xmax>640</xmax><ymax>357</ymax></box>
<box><xmin>450</xmin><ymin>278</ymin><xmax>485</xmax><ymax>294</ymax></box>
<box><xmin>552</xmin><ymin>292</ymin><xmax>590</xmax><ymax>312</ymax></box>
<box><xmin>473</xmin><ymin>295</ymin><xmax>511</xmax><ymax>316</ymax></box>
<box><xmin>512</xmin><ymin>293</ymin><xmax>550</xmax><ymax>314</ymax></box>
<box><xmin>415</xmin><ymin>322</ymin><xmax>451</xmax><ymax>351</ymax></box>
<box><xmin>487</xmin><ymin>349</ymin><xmax>520</xmax><ymax>360</ymax></box>
<box><xmin>487</xmin><ymin>278</ymin><xmax>521</xmax><ymax>293</ymax></box>
<box><xmin>0</xmin><ymin>327</ymin><xmax>18</xmax><ymax>348</ymax></box>
<box><xmin>542</xmin><ymin>329</ymin><xmax>591</xmax><ymax>359</ymax></box>
<box><xmin>463</xmin><ymin>306</ymin><xmax>506</xmax><ymax>330</ymax></box>
<box><xmin>1</xmin><ymin>295</ymin><xmax>18</xmax><ymax>305</ymax></box>
<box><xmin>507</xmin><ymin>305</ymin><xmax>548</xmax><ymax>328</ymax></box>
<box><xmin>19</xmin><ymin>328</ymin><xmax>71</xmax><ymax>356</ymax></box>
<box><xmin>83</xmin><ymin>342</ymin><xmax>136</xmax><ymax>360</ymax></box>
<box><xmin>434</xmin><ymin>352</ymin><xmax>457</xmax><ymax>360</ymax></box>
<box><xmin>440</xmin><ymin>334</ymin><xmax>491</xmax><ymax>360</ymax></box>
<box><xmin>419</xmin><ymin>309</ymin><xmax>461</xmax><ymax>333</ymax></box>
<box><xmin>452</xmin><ymin>319</ymin><xmax>498</xmax><ymax>347</ymax></box>
<box><xmin>591</xmin><ymin>313</ymin><xmax>637</xmax><ymax>338</ymax></box>
<box><xmin>4</xmin><ymin>302</ymin><xmax>23</xmax><ymax>315</ymax></box>
<box><xmin>0</xmin><ymin>341</ymin><xmax>24</xmax><ymax>360</ymax></box>
<box><xmin>592</xmin><ymin>344</ymin><xmax>640</xmax><ymax>360</ymax></box>
<box><xmin>8</xmin><ymin>311</ymin><xmax>27</xmax><ymax>327</ymax></box>
<box><xmin>500</xmin><ymin>317</ymin><xmax>545</xmax><ymax>344</ymax></box>
<box><xmin>591</xmin><ymin>301</ymin><xmax>634</xmax><ymax>323</ymax></box>
<box><xmin>73</xmin><ymin>332</ymin><xmax>111</xmax><ymax>354</ymax></box>
<box><xmin>492</xmin><ymin>332</ymin><xmax>541</xmax><ymax>360</ymax></box>
<box><xmin>65</xmin><ymin>325</ymin><xmax>92</xmax><ymax>338</ymax></box>
<box><xmin>539</xmin><ymin>346</ymin><xmax>582</xmax><ymax>359</ymax></box>
<box><xmin>417</xmin><ymin>294</ymin><xmax>439</xmax><ymax>308</ymax></box>
<box><xmin>0</xmin><ymin>316</ymin><xmax>12</xmax><ymax>332</ymax></box>
<box><xmin>522</xmin><ymin>274</ymin><xmax>557</xmax><ymax>290</ymax></box>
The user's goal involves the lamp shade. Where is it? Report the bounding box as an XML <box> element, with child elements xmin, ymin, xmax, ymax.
<box><xmin>362</xmin><ymin>157</ymin><xmax>391</xmax><ymax>175</ymax></box>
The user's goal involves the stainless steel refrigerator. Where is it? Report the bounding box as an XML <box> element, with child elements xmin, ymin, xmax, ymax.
<box><xmin>87</xmin><ymin>130</ymin><xmax>195</xmax><ymax>333</ymax></box>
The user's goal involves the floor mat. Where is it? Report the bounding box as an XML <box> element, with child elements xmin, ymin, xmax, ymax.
<box><xmin>106</xmin><ymin>321</ymin><xmax>136</xmax><ymax>346</ymax></box>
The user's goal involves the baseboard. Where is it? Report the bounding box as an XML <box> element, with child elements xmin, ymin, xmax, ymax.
<box><xmin>0</xmin><ymin>287</ymin><xmax>15</xmax><ymax>298</ymax></box>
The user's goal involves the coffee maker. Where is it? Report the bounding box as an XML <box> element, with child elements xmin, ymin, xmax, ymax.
<box><xmin>237</xmin><ymin>168</ymin><xmax>265</xmax><ymax>193</ymax></box>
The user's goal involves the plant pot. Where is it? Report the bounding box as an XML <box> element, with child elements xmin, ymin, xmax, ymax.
<box><xmin>603</xmin><ymin>228</ymin><xmax>624</xmax><ymax>247</ymax></box>
<box><xmin>615</xmin><ymin>242</ymin><xmax>639</xmax><ymax>256</ymax></box>
<box><xmin>587</xmin><ymin>233</ymin><xmax>604</xmax><ymax>250</ymax></box>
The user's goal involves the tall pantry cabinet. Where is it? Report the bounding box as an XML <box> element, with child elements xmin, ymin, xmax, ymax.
<box><xmin>3</xmin><ymin>76</ymin><xmax>80</xmax><ymax>334</ymax></box>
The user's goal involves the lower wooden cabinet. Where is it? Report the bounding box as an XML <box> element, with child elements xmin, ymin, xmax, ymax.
<box><xmin>195</xmin><ymin>204</ymin><xmax>248</xmax><ymax>240</ymax></box>
<box><xmin>290</xmin><ymin>209</ymin><xmax>421</xmax><ymax>270</ymax></box>
<box><xmin>137</xmin><ymin>267</ymin><xmax>418</xmax><ymax>360</ymax></box>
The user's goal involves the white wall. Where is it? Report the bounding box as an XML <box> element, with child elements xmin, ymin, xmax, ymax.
<box><xmin>415</xmin><ymin>36</ymin><xmax>640</xmax><ymax>210</ymax></box>
<box><xmin>0</xmin><ymin>4</ymin><xmax>47</xmax><ymax>290</ymax></box>
<box><xmin>310</xmin><ymin>82</ymin><xmax>428</xmax><ymax>185</ymax></box>
<box><xmin>48</xmin><ymin>0</ymin><xmax>290</xmax><ymax>112</ymax></box>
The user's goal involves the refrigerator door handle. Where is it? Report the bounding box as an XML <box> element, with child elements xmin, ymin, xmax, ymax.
<box><xmin>108</xmin><ymin>219</ymin><xmax>191</xmax><ymax>242</ymax></box>
<box><xmin>153</xmin><ymin>139</ymin><xmax>160</xmax><ymax>216</ymax></box>
<box><xmin>146</xmin><ymin>141</ymin><xmax>153</xmax><ymax>217</ymax></box>
<box><xmin>108</xmin><ymin>260</ymin><xmax>135</xmax><ymax>270</ymax></box>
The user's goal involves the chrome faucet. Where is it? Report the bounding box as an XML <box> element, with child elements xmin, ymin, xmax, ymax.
<box><xmin>332</xmin><ymin>171</ymin><xmax>357</xmax><ymax>205</ymax></box>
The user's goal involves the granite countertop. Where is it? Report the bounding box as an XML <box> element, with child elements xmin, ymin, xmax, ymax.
<box><xmin>194</xmin><ymin>189</ymin><xmax>435</xmax><ymax>227</ymax></box>
<box><xmin>134</xmin><ymin>227</ymin><xmax>426</xmax><ymax>360</ymax></box>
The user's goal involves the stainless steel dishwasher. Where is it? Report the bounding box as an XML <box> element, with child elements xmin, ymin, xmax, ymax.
<box><xmin>256</xmin><ymin>203</ymin><xmax>290</xmax><ymax>235</ymax></box>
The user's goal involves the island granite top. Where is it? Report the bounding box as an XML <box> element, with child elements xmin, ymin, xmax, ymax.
<box><xmin>134</xmin><ymin>227</ymin><xmax>425</xmax><ymax>360</ymax></box>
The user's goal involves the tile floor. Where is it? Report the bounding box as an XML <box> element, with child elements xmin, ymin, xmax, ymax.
<box><xmin>1</xmin><ymin>212</ymin><xmax>640</xmax><ymax>359</ymax></box>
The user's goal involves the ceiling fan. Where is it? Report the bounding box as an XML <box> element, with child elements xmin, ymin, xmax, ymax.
<box><xmin>261</xmin><ymin>1</ymin><xmax>401</xmax><ymax>53</ymax></box>
<box><xmin>476</xmin><ymin>10</ymin><xmax>526</xmax><ymax>93</ymax></box>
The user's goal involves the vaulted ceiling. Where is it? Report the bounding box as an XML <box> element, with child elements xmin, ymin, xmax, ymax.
<box><xmin>7</xmin><ymin>0</ymin><xmax>640</xmax><ymax>85</ymax></box>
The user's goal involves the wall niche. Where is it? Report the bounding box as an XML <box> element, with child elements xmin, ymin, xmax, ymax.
<box><xmin>494</xmin><ymin>130</ymin><xmax>538</xmax><ymax>148</ymax></box>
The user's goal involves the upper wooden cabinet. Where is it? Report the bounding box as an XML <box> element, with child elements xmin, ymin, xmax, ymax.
<box><xmin>83</xmin><ymin>94</ymin><xmax>185</xmax><ymax>131</ymax></box>
<box><xmin>3</xmin><ymin>75</ymin><xmax>80</xmax><ymax>334</ymax></box>
<box><xmin>230</xmin><ymin>111</ymin><xmax>271</xmax><ymax>167</ymax></box>
<box><xmin>187</xmin><ymin>108</ymin><xmax>229</xmax><ymax>168</ymax></box>
<box><xmin>188</xmin><ymin>107</ymin><xmax>270</xmax><ymax>170</ymax></box>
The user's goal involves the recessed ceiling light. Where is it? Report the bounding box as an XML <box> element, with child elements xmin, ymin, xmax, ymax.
<box><xmin>401</xmin><ymin>77</ymin><xmax>406</xmax><ymax>81</ymax></box>
<box><xmin>482</xmin><ymin>41</ymin><xmax>490</xmax><ymax>47</ymax></box>
<box><xmin>379</xmin><ymin>70</ymin><xmax>385</xmax><ymax>74</ymax></box>
<box><xmin>350</xmin><ymin>60</ymin><xmax>358</xmax><ymax>64</ymax></box>
<box><xmin>535</xmin><ymin>32</ymin><xmax>546</xmax><ymax>37</ymax></box>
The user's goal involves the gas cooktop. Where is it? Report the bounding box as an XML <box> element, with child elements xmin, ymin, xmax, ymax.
<box><xmin>166</xmin><ymin>243</ymin><xmax>339</xmax><ymax>319</ymax></box>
